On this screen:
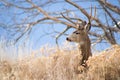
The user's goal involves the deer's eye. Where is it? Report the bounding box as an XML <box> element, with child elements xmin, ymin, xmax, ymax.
<box><xmin>75</xmin><ymin>32</ymin><xmax>80</xmax><ymax>34</ymax></box>
<box><xmin>73</xmin><ymin>31</ymin><xmax>80</xmax><ymax>34</ymax></box>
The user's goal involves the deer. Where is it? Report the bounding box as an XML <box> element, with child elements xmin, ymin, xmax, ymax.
<box><xmin>66</xmin><ymin>21</ymin><xmax>92</xmax><ymax>67</ymax></box>
<box><xmin>60</xmin><ymin>5</ymin><xmax>96</xmax><ymax>67</ymax></box>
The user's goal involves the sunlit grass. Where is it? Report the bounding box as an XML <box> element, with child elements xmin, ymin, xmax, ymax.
<box><xmin>0</xmin><ymin>41</ymin><xmax>120</xmax><ymax>80</ymax></box>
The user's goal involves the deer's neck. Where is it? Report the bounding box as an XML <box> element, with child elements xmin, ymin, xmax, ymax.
<box><xmin>79</xmin><ymin>37</ymin><xmax>91</xmax><ymax>55</ymax></box>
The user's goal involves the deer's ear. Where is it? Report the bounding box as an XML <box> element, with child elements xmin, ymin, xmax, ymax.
<box><xmin>84</xmin><ymin>22</ymin><xmax>91</xmax><ymax>32</ymax></box>
<box><xmin>82</xmin><ymin>21</ymin><xmax>87</xmax><ymax>26</ymax></box>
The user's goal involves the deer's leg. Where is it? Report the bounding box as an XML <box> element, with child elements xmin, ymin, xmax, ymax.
<box><xmin>81</xmin><ymin>53</ymin><xmax>86</xmax><ymax>64</ymax></box>
<box><xmin>89</xmin><ymin>52</ymin><xmax>92</xmax><ymax>56</ymax></box>
<box><xmin>81</xmin><ymin>53</ymin><xmax>88</xmax><ymax>67</ymax></box>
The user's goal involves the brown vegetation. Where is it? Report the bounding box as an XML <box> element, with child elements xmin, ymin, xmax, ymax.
<box><xmin>0</xmin><ymin>45</ymin><xmax>120</xmax><ymax>80</ymax></box>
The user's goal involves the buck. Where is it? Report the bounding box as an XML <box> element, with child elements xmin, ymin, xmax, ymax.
<box><xmin>66</xmin><ymin>21</ymin><xmax>92</xmax><ymax>66</ymax></box>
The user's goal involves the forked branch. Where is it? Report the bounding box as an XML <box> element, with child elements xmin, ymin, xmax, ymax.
<box><xmin>27</xmin><ymin>0</ymin><xmax>76</xmax><ymax>28</ymax></box>
<box><xmin>98</xmin><ymin>0</ymin><xmax>120</xmax><ymax>15</ymax></box>
<box><xmin>100</xmin><ymin>3</ymin><xmax>120</xmax><ymax>29</ymax></box>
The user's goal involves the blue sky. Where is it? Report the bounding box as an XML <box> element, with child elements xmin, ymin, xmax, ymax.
<box><xmin>0</xmin><ymin>0</ymin><xmax>120</xmax><ymax>52</ymax></box>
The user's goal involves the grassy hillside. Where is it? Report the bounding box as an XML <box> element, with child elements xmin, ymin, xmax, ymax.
<box><xmin>0</xmin><ymin>45</ymin><xmax>120</xmax><ymax>80</ymax></box>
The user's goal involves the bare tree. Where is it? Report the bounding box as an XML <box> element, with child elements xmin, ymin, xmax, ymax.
<box><xmin>0</xmin><ymin>0</ymin><xmax>120</xmax><ymax>49</ymax></box>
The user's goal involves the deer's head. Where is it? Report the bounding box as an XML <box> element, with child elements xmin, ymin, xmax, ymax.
<box><xmin>66</xmin><ymin>21</ymin><xmax>91</xmax><ymax>45</ymax></box>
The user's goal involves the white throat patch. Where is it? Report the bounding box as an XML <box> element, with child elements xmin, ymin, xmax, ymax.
<box><xmin>79</xmin><ymin>41</ymin><xmax>84</xmax><ymax>45</ymax></box>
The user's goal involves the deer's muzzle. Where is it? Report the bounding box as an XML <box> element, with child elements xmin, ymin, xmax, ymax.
<box><xmin>66</xmin><ymin>37</ymin><xmax>72</xmax><ymax>42</ymax></box>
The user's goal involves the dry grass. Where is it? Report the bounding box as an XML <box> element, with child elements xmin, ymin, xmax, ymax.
<box><xmin>0</xmin><ymin>44</ymin><xmax>120</xmax><ymax>80</ymax></box>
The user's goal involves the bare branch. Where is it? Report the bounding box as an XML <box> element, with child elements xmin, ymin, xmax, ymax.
<box><xmin>14</xmin><ymin>25</ymin><xmax>31</xmax><ymax>44</ymax></box>
<box><xmin>100</xmin><ymin>3</ymin><xmax>120</xmax><ymax>29</ymax></box>
<box><xmin>27</xmin><ymin>0</ymin><xmax>77</xmax><ymax>28</ymax></box>
<box><xmin>1</xmin><ymin>0</ymin><xmax>120</xmax><ymax>47</ymax></box>
<box><xmin>1</xmin><ymin>0</ymin><xmax>34</xmax><ymax>10</ymax></box>
<box><xmin>98</xmin><ymin>0</ymin><xmax>120</xmax><ymax>15</ymax></box>
<box><xmin>88</xmin><ymin>32</ymin><xmax>102</xmax><ymax>38</ymax></box>
<box><xmin>55</xmin><ymin>27</ymin><xmax>70</xmax><ymax>49</ymax></box>
<box><xmin>65</xmin><ymin>0</ymin><xmax>90</xmax><ymax>20</ymax></box>
<box><xmin>61</xmin><ymin>13</ymin><xmax>76</xmax><ymax>25</ymax></box>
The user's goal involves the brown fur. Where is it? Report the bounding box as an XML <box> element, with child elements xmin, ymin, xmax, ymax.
<box><xmin>66</xmin><ymin>24</ymin><xmax>92</xmax><ymax>65</ymax></box>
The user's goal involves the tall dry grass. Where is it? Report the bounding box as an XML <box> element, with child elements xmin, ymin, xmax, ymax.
<box><xmin>0</xmin><ymin>44</ymin><xmax>120</xmax><ymax>80</ymax></box>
